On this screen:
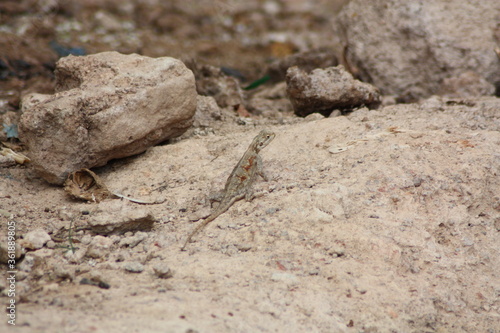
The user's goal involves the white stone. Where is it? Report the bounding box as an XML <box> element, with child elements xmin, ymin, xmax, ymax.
<box><xmin>23</xmin><ymin>229</ymin><xmax>51</xmax><ymax>250</ymax></box>
<box><xmin>20</xmin><ymin>51</ymin><xmax>197</xmax><ymax>184</ymax></box>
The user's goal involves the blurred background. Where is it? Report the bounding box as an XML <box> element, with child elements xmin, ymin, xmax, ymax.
<box><xmin>0</xmin><ymin>0</ymin><xmax>348</xmax><ymax>112</ymax></box>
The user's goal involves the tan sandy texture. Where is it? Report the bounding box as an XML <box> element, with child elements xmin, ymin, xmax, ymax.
<box><xmin>1</xmin><ymin>96</ymin><xmax>499</xmax><ymax>333</ymax></box>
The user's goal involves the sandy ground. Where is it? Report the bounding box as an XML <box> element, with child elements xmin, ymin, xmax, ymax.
<box><xmin>1</xmin><ymin>96</ymin><xmax>499</xmax><ymax>332</ymax></box>
<box><xmin>1</xmin><ymin>1</ymin><xmax>500</xmax><ymax>332</ymax></box>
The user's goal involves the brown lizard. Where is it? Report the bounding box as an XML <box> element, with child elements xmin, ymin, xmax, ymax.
<box><xmin>181</xmin><ymin>129</ymin><xmax>275</xmax><ymax>250</ymax></box>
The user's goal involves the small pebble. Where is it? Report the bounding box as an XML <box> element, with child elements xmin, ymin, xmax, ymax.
<box><xmin>23</xmin><ymin>229</ymin><xmax>51</xmax><ymax>250</ymax></box>
<box><xmin>124</xmin><ymin>261</ymin><xmax>145</xmax><ymax>273</ymax></box>
<box><xmin>86</xmin><ymin>235</ymin><xmax>113</xmax><ymax>259</ymax></box>
<box><xmin>328</xmin><ymin>246</ymin><xmax>345</xmax><ymax>258</ymax></box>
<box><xmin>80</xmin><ymin>277</ymin><xmax>111</xmax><ymax>289</ymax></box>
<box><xmin>235</xmin><ymin>243</ymin><xmax>252</xmax><ymax>252</ymax></box>
<box><xmin>153</xmin><ymin>263</ymin><xmax>173</xmax><ymax>279</ymax></box>
<box><xmin>80</xmin><ymin>234</ymin><xmax>93</xmax><ymax>245</ymax></box>
<box><xmin>271</xmin><ymin>272</ymin><xmax>299</xmax><ymax>285</ymax></box>
<box><xmin>119</xmin><ymin>232</ymin><xmax>148</xmax><ymax>248</ymax></box>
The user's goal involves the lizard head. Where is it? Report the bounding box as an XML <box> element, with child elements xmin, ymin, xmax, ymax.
<box><xmin>254</xmin><ymin>129</ymin><xmax>276</xmax><ymax>152</ymax></box>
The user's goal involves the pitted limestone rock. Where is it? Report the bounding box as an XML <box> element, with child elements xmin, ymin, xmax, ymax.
<box><xmin>20</xmin><ymin>51</ymin><xmax>197</xmax><ymax>184</ymax></box>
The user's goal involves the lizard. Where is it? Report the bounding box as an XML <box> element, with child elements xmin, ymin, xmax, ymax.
<box><xmin>181</xmin><ymin>129</ymin><xmax>276</xmax><ymax>250</ymax></box>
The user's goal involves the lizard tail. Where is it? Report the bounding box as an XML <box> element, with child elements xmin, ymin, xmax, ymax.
<box><xmin>180</xmin><ymin>215</ymin><xmax>217</xmax><ymax>251</ymax></box>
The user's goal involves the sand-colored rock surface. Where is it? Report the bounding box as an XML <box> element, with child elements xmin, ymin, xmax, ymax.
<box><xmin>1</xmin><ymin>1</ymin><xmax>499</xmax><ymax>332</ymax></box>
<box><xmin>2</xmin><ymin>97</ymin><xmax>499</xmax><ymax>332</ymax></box>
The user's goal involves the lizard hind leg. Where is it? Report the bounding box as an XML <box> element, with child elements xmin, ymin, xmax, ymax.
<box><xmin>246</xmin><ymin>190</ymin><xmax>267</xmax><ymax>202</ymax></box>
<box><xmin>208</xmin><ymin>190</ymin><xmax>224</xmax><ymax>208</ymax></box>
<box><xmin>245</xmin><ymin>189</ymin><xmax>254</xmax><ymax>202</ymax></box>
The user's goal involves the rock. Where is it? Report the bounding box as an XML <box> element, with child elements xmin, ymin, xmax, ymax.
<box><xmin>328</xmin><ymin>246</ymin><xmax>346</xmax><ymax>258</ymax></box>
<box><xmin>190</xmin><ymin>63</ymin><xmax>244</xmax><ymax>108</ymax></box>
<box><xmin>247</xmin><ymin>82</ymin><xmax>293</xmax><ymax>116</ymax></box>
<box><xmin>267</xmin><ymin>47</ymin><xmax>338</xmax><ymax>82</ymax></box>
<box><xmin>17</xmin><ymin>249</ymin><xmax>53</xmax><ymax>277</ymax></box>
<box><xmin>53</xmin><ymin>264</ymin><xmax>75</xmax><ymax>281</ymax></box>
<box><xmin>64</xmin><ymin>246</ymin><xmax>87</xmax><ymax>264</ymax></box>
<box><xmin>88</xmin><ymin>207</ymin><xmax>155</xmax><ymax>235</ymax></box>
<box><xmin>286</xmin><ymin>65</ymin><xmax>380</xmax><ymax>117</ymax></box>
<box><xmin>438</xmin><ymin>71</ymin><xmax>495</xmax><ymax>98</ymax></box>
<box><xmin>123</xmin><ymin>261</ymin><xmax>145</xmax><ymax>273</ymax></box>
<box><xmin>336</xmin><ymin>0</ymin><xmax>500</xmax><ymax>100</ymax></box>
<box><xmin>80</xmin><ymin>234</ymin><xmax>93</xmax><ymax>245</ymax></box>
<box><xmin>22</xmin><ymin>229</ymin><xmax>51</xmax><ymax>250</ymax></box>
<box><xmin>234</xmin><ymin>243</ymin><xmax>252</xmax><ymax>252</ymax></box>
<box><xmin>19</xmin><ymin>51</ymin><xmax>197</xmax><ymax>184</ymax></box>
<box><xmin>86</xmin><ymin>235</ymin><xmax>114</xmax><ymax>259</ymax></box>
<box><xmin>119</xmin><ymin>231</ymin><xmax>148</xmax><ymax>248</ymax></box>
<box><xmin>192</xmin><ymin>95</ymin><xmax>221</xmax><ymax>128</ymax></box>
<box><xmin>153</xmin><ymin>263</ymin><xmax>173</xmax><ymax>279</ymax></box>
<box><xmin>304</xmin><ymin>113</ymin><xmax>325</xmax><ymax>122</ymax></box>
<box><xmin>80</xmin><ymin>271</ymin><xmax>111</xmax><ymax>289</ymax></box>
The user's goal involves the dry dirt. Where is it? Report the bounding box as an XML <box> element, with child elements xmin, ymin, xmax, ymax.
<box><xmin>1</xmin><ymin>1</ymin><xmax>500</xmax><ymax>333</ymax></box>
<box><xmin>2</xmin><ymin>97</ymin><xmax>500</xmax><ymax>333</ymax></box>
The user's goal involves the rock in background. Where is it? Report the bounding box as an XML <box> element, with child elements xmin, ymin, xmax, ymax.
<box><xmin>286</xmin><ymin>65</ymin><xmax>380</xmax><ymax>117</ymax></box>
<box><xmin>336</xmin><ymin>0</ymin><xmax>500</xmax><ymax>101</ymax></box>
<box><xmin>19</xmin><ymin>51</ymin><xmax>197</xmax><ymax>184</ymax></box>
<box><xmin>267</xmin><ymin>47</ymin><xmax>339</xmax><ymax>82</ymax></box>
<box><xmin>189</xmin><ymin>63</ymin><xmax>244</xmax><ymax>109</ymax></box>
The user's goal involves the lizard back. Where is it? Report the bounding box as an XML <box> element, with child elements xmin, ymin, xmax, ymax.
<box><xmin>181</xmin><ymin>129</ymin><xmax>275</xmax><ymax>250</ymax></box>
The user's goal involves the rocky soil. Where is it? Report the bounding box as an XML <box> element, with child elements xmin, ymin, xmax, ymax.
<box><xmin>1</xmin><ymin>1</ymin><xmax>499</xmax><ymax>333</ymax></box>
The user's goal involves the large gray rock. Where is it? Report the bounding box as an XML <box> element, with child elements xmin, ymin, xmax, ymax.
<box><xmin>19</xmin><ymin>51</ymin><xmax>197</xmax><ymax>184</ymax></box>
<box><xmin>336</xmin><ymin>0</ymin><xmax>500</xmax><ymax>101</ymax></box>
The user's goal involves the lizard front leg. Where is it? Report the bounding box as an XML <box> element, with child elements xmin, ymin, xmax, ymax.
<box><xmin>256</xmin><ymin>155</ymin><xmax>271</xmax><ymax>181</ymax></box>
<box><xmin>208</xmin><ymin>190</ymin><xmax>224</xmax><ymax>208</ymax></box>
